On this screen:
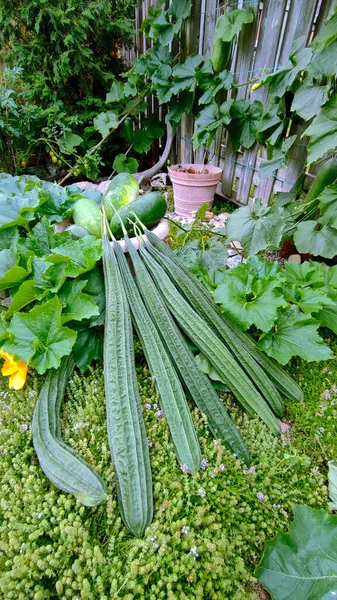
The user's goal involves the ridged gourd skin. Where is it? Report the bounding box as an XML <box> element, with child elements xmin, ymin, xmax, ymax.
<box><xmin>113</xmin><ymin>239</ymin><xmax>201</xmax><ymax>471</ymax></box>
<box><xmin>102</xmin><ymin>235</ymin><xmax>153</xmax><ymax>537</ymax></box>
<box><xmin>122</xmin><ymin>237</ymin><xmax>250</xmax><ymax>465</ymax></box>
<box><xmin>139</xmin><ymin>247</ymin><xmax>280</xmax><ymax>435</ymax></box>
<box><xmin>102</xmin><ymin>173</ymin><xmax>139</xmax><ymax>220</ymax></box>
<box><xmin>110</xmin><ymin>191</ymin><xmax>166</xmax><ymax>239</ymax></box>
<box><xmin>32</xmin><ymin>355</ymin><xmax>108</xmax><ymax>507</ymax></box>
<box><xmin>72</xmin><ymin>198</ymin><xmax>102</xmax><ymax>238</ymax></box>
<box><xmin>144</xmin><ymin>229</ymin><xmax>304</xmax><ymax>404</ymax></box>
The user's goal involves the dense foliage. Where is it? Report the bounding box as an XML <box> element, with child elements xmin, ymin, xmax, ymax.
<box><xmin>1</xmin><ymin>351</ymin><xmax>334</xmax><ymax>599</ymax></box>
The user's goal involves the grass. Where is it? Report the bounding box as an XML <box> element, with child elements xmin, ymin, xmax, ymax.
<box><xmin>0</xmin><ymin>341</ymin><xmax>335</xmax><ymax>599</ymax></box>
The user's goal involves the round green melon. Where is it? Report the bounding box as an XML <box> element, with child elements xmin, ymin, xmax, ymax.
<box><xmin>72</xmin><ymin>198</ymin><xmax>101</xmax><ymax>238</ymax></box>
<box><xmin>102</xmin><ymin>173</ymin><xmax>139</xmax><ymax>220</ymax></box>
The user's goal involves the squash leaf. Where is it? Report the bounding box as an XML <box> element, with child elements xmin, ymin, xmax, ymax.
<box><xmin>213</xmin><ymin>257</ymin><xmax>284</xmax><ymax>332</ymax></box>
<box><xmin>257</xmin><ymin>305</ymin><xmax>332</xmax><ymax>364</ymax></box>
<box><xmin>256</xmin><ymin>504</ymin><xmax>337</xmax><ymax>599</ymax></box>
<box><xmin>113</xmin><ymin>154</ymin><xmax>139</xmax><ymax>174</ymax></box>
<box><xmin>306</xmin><ymin>95</ymin><xmax>337</xmax><ymax>164</ymax></box>
<box><xmin>213</xmin><ymin>8</ymin><xmax>254</xmax><ymax>43</ymax></box>
<box><xmin>226</xmin><ymin>199</ymin><xmax>285</xmax><ymax>257</ymax></box>
<box><xmin>3</xmin><ymin>296</ymin><xmax>77</xmax><ymax>373</ymax></box>
<box><xmin>227</xmin><ymin>99</ymin><xmax>263</xmax><ymax>151</ymax></box>
<box><xmin>58</xmin><ymin>281</ymin><xmax>99</xmax><ymax>324</ymax></box>
<box><xmin>293</xmin><ymin>220</ymin><xmax>337</xmax><ymax>259</ymax></box>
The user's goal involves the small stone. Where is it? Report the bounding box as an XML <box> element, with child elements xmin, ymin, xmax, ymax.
<box><xmin>287</xmin><ymin>254</ymin><xmax>301</xmax><ymax>264</ymax></box>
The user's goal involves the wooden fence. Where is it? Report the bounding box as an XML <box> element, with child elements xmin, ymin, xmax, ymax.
<box><xmin>127</xmin><ymin>0</ymin><xmax>337</xmax><ymax>206</ymax></box>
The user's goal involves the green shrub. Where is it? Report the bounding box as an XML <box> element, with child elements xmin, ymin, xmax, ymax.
<box><xmin>0</xmin><ymin>351</ymin><xmax>330</xmax><ymax>599</ymax></box>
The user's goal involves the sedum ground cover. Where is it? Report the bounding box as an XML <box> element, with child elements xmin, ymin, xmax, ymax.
<box><xmin>1</xmin><ymin>334</ymin><xmax>336</xmax><ymax>600</ymax></box>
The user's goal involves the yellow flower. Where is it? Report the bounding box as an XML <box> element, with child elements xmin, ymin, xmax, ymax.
<box><xmin>0</xmin><ymin>350</ymin><xmax>28</xmax><ymax>390</ymax></box>
<box><xmin>251</xmin><ymin>82</ymin><xmax>261</xmax><ymax>91</ymax></box>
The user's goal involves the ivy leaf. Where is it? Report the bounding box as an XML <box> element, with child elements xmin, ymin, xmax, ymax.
<box><xmin>291</xmin><ymin>78</ymin><xmax>330</xmax><ymax>121</ymax></box>
<box><xmin>93</xmin><ymin>111</ymin><xmax>119</xmax><ymax>137</ymax></box>
<box><xmin>171</xmin><ymin>55</ymin><xmax>204</xmax><ymax>95</ymax></box>
<box><xmin>257</xmin><ymin>305</ymin><xmax>332</xmax><ymax>364</ymax></box>
<box><xmin>112</xmin><ymin>154</ymin><xmax>139</xmax><ymax>174</ymax></box>
<box><xmin>256</xmin><ymin>505</ymin><xmax>337</xmax><ymax>599</ymax></box>
<box><xmin>213</xmin><ymin>8</ymin><xmax>254</xmax><ymax>43</ymax></box>
<box><xmin>3</xmin><ymin>296</ymin><xmax>77</xmax><ymax>373</ymax></box>
<box><xmin>213</xmin><ymin>258</ymin><xmax>284</xmax><ymax>332</ymax></box>
<box><xmin>133</xmin><ymin>130</ymin><xmax>153</xmax><ymax>153</ymax></box>
<box><xmin>58</xmin><ymin>131</ymin><xmax>83</xmax><ymax>153</ymax></box>
<box><xmin>306</xmin><ymin>95</ymin><xmax>337</xmax><ymax>164</ymax></box>
<box><xmin>226</xmin><ymin>199</ymin><xmax>285</xmax><ymax>257</ymax></box>
<box><xmin>294</xmin><ymin>220</ymin><xmax>337</xmax><ymax>259</ymax></box>
<box><xmin>227</xmin><ymin>99</ymin><xmax>263</xmax><ymax>151</ymax></box>
<box><xmin>58</xmin><ymin>281</ymin><xmax>99</xmax><ymax>324</ymax></box>
<box><xmin>0</xmin><ymin>249</ymin><xmax>28</xmax><ymax>291</ymax></box>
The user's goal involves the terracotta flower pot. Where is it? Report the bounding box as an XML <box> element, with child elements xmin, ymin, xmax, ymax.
<box><xmin>168</xmin><ymin>164</ymin><xmax>223</xmax><ymax>217</ymax></box>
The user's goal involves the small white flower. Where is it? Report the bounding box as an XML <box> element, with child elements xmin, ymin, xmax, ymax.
<box><xmin>181</xmin><ymin>526</ymin><xmax>189</xmax><ymax>534</ymax></box>
<box><xmin>21</xmin><ymin>423</ymin><xmax>28</xmax><ymax>431</ymax></box>
<box><xmin>198</xmin><ymin>487</ymin><xmax>206</xmax><ymax>498</ymax></box>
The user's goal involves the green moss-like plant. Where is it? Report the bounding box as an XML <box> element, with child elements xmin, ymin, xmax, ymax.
<box><xmin>0</xmin><ymin>347</ymin><xmax>332</xmax><ymax>599</ymax></box>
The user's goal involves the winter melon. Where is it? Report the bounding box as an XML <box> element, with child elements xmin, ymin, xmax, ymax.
<box><xmin>102</xmin><ymin>173</ymin><xmax>139</xmax><ymax>220</ymax></box>
<box><xmin>72</xmin><ymin>198</ymin><xmax>101</xmax><ymax>238</ymax></box>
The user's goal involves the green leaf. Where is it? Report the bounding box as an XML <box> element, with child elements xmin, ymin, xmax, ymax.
<box><xmin>227</xmin><ymin>99</ymin><xmax>263</xmax><ymax>151</ymax></box>
<box><xmin>152</xmin><ymin>0</ymin><xmax>192</xmax><ymax>45</ymax></box>
<box><xmin>309</xmin><ymin>39</ymin><xmax>337</xmax><ymax>78</ymax></box>
<box><xmin>144</xmin><ymin>117</ymin><xmax>165</xmax><ymax>139</ymax></box>
<box><xmin>177</xmin><ymin>238</ymin><xmax>228</xmax><ymax>288</ymax></box>
<box><xmin>311</xmin><ymin>10</ymin><xmax>337</xmax><ymax>50</ymax></box>
<box><xmin>133</xmin><ymin>130</ymin><xmax>153</xmax><ymax>153</ymax></box>
<box><xmin>257</xmin><ymin>305</ymin><xmax>332</xmax><ymax>364</ymax></box>
<box><xmin>291</xmin><ymin>78</ymin><xmax>330</xmax><ymax>121</ymax></box>
<box><xmin>316</xmin><ymin>304</ymin><xmax>337</xmax><ymax>334</ymax></box>
<box><xmin>198</xmin><ymin>70</ymin><xmax>233</xmax><ymax>105</ymax></box>
<box><xmin>3</xmin><ymin>296</ymin><xmax>77</xmax><ymax>373</ymax></box>
<box><xmin>171</xmin><ymin>55</ymin><xmax>204</xmax><ymax>95</ymax></box>
<box><xmin>294</xmin><ymin>220</ymin><xmax>337</xmax><ymax>259</ymax></box>
<box><xmin>93</xmin><ymin>111</ymin><xmax>119</xmax><ymax>137</ymax></box>
<box><xmin>79</xmin><ymin>264</ymin><xmax>105</xmax><ymax>326</ymax></box>
<box><xmin>0</xmin><ymin>190</ymin><xmax>43</xmax><ymax>229</ymax></box>
<box><xmin>77</xmin><ymin>155</ymin><xmax>99</xmax><ymax>182</ymax></box>
<box><xmin>112</xmin><ymin>154</ymin><xmax>139</xmax><ymax>174</ymax></box>
<box><xmin>71</xmin><ymin>324</ymin><xmax>104</xmax><ymax>372</ymax></box>
<box><xmin>195</xmin><ymin>353</ymin><xmax>226</xmax><ymax>385</ymax></box>
<box><xmin>306</xmin><ymin>95</ymin><xmax>337</xmax><ymax>164</ymax></box>
<box><xmin>192</xmin><ymin>102</ymin><xmax>223</xmax><ymax>149</ymax></box>
<box><xmin>0</xmin><ymin>226</ymin><xmax>19</xmax><ymax>251</ymax></box>
<box><xmin>58</xmin><ymin>281</ymin><xmax>99</xmax><ymax>324</ymax></box>
<box><xmin>5</xmin><ymin>279</ymin><xmax>46</xmax><ymax>320</ymax></box>
<box><xmin>0</xmin><ymin>249</ymin><xmax>28</xmax><ymax>291</ymax></box>
<box><xmin>282</xmin><ymin>283</ymin><xmax>334</xmax><ymax>314</ymax></box>
<box><xmin>166</xmin><ymin>91</ymin><xmax>194</xmax><ymax>124</ymax></box>
<box><xmin>256</xmin><ymin>504</ymin><xmax>337</xmax><ymax>599</ymax></box>
<box><xmin>284</xmin><ymin>261</ymin><xmax>324</xmax><ymax>287</ymax></box>
<box><xmin>259</xmin><ymin>136</ymin><xmax>296</xmax><ymax>180</ymax></box>
<box><xmin>226</xmin><ymin>199</ymin><xmax>285</xmax><ymax>257</ymax></box>
<box><xmin>50</xmin><ymin>236</ymin><xmax>102</xmax><ymax>278</ymax></box>
<box><xmin>213</xmin><ymin>258</ymin><xmax>284</xmax><ymax>332</ymax></box>
<box><xmin>151</xmin><ymin>64</ymin><xmax>173</xmax><ymax>104</ymax></box>
<box><xmin>106</xmin><ymin>79</ymin><xmax>136</xmax><ymax>103</ymax></box>
<box><xmin>213</xmin><ymin>8</ymin><xmax>254</xmax><ymax>43</ymax></box>
<box><xmin>58</xmin><ymin>131</ymin><xmax>83</xmax><ymax>153</ymax></box>
<box><xmin>328</xmin><ymin>461</ymin><xmax>337</xmax><ymax>510</ymax></box>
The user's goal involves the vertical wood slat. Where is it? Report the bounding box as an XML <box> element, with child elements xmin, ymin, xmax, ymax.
<box><xmin>179</xmin><ymin>0</ymin><xmax>203</xmax><ymax>164</ymax></box>
<box><xmin>220</xmin><ymin>0</ymin><xmax>261</xmax><ymax>198</ymax></box>
<box><xmin>237</xmin><ymin>0</ymin><xmax>289</xmax><ymax>205</ymax></box>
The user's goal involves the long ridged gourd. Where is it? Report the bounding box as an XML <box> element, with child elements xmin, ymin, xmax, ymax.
<box><xmin>32</xmin><ymin>355</ymin><xmax>108</xmax><ymax>507</ymax></box>
<box><xmin>123</xmin><ymin>236</ymin><xmax>250</xmax><ymax>464</ymax></box>
<box><xmin>144</xmin><ymin>230</ymin><xmax>303</xmax><ymax>403</ymax></box>
<box><xmin>113</xmin><ymin>240</ymin><xmax>201</xmax><ymax>471</ymax></box>
<box><xmin>139</xmin><ymin>247</ymin><xmax>280</xmax><ymax>435</ymax></box>
<box><xmin>102</xmin><ymin>235</ymin><xmax>153</xmax><ymax>537</ymax></box>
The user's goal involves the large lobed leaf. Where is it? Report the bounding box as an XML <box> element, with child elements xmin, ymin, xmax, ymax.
<box><xmin>256</xmin><ymin>504</ymin><xmax>337</xmax><ymax>599</ymax></box>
